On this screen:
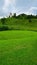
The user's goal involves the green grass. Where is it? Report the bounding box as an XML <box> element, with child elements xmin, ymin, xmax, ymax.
<box><xmin>5</xmin><ymin>18</ymin><xmax>37</xmax><ymax>30</ymax></box>
<box><xmin>0</xmin><ymin>30</ymin><xmax>37</xmax><ymax>65</ymax></box>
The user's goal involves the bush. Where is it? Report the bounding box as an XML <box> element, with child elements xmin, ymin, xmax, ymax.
<box><xmin>1</xmin><ymin>18</ymin><xmax>6</xmax><ymax>24</ymax></box>
<box><xmin>0</xmin><ymin>26</ymin><xmax>9</xmax><ymax>31</ymax></box>
<box><xmin>29</xmin><ymin>19</ymin><xmax>32</xmax><ymax>22</ymax></box>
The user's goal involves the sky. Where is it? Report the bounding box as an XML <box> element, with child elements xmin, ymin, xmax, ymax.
<box><xmin>0</xmin><ymin>0</ymin><xmax>37</xmax><ymax>17</ymax></box>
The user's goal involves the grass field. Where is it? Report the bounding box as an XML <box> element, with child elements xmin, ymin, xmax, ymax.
<box><xmin>0</xmin><ymin>30</ymin><xmax>37</xmax><ymax>65</ymax></box>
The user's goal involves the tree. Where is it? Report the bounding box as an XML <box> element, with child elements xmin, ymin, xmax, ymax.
<box><xmin>9</xmin><ymin>13</ymin><xmax>12</xmax><ymax>17</ymax></box>
<box><xmin>27</xmin><ymin>14</ymin><xmax>33</xmax><ymax>19</ymax></box>
<box><xmin>1</xmin><ymin>18</ymin><xmax>6</xmax><ymax>24</ymax></box>
<box><xmin>13</xmin><ymin>13</ymin><xmax>16</xmax><ymax>17</ymax></box>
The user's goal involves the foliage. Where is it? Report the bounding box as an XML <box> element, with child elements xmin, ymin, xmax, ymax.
<box><xmin>16</xmin><ymin>14</ymin><xmax>27</xmax><ymax>19</ymax></box>
<box><xmin>29</xmin><ymin>19</ymin><xmax>32</xmax><ymax>22</ymax></box>
<box><xmin>13</xmin><ymin>13</ymin><xmax>16</xmax><ymax>18</ymax></box>
<box><xmin>1</xmin><ymin>18</ymin><xmax>6</xmax><ymax>24</ymax></box>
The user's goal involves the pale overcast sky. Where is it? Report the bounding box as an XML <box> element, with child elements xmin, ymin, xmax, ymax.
<box><xmin>0</xmin><ymin>0</ymin><xmax>37</xmax><ymax>17</ymax></box>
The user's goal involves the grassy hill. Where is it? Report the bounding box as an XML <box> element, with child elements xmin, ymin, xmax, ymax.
<box><xmin>0</xmin><ymin>14</ymin><xmax>37</xmax><ymax>31</ymax></box>
<box><xmin>0</xmin><ymin>14</ymin><xmax>37</xmax><ymax>65</ymax></box>
<box><xmin>0</xmin><ymin>30</ymin><xmax>37</xmax><ymax>65</ymax></box>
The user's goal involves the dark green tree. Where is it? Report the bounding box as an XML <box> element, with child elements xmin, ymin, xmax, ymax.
<box><xmin>1</xmin><ymin>18</ymin><xmax>6</xmax><ymax>24</ymax></box>
<box><xmin>13</xmin><ymin>13</ymin><xmax>16</xmax><ymax>17</ymax></box>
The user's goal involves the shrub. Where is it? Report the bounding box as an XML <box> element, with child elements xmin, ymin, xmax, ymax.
<box><xmin>1</xmin><ymin>18</ymin><xmax>6</xmax><ymax>24</ymax></box>
<box><xmin>29</xmin><ymin>19</ymin><xmax>32</xmax><ymax>22</ymax></box>
<box><xmin>0</xmin><ymin>26</ymin><xmax>9</xmax><ymax>31</ymax></box>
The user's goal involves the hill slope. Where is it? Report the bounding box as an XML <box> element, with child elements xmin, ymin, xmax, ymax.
<box><xmin>0</xmin><ymin>14</ymin><xmax>37</xmax><ymax>31</ymax></box>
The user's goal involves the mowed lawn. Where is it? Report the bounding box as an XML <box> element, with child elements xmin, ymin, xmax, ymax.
<box><xmin>0</xmin><ymin>30</ymin><xmax>37</xmax><ymax>65</ymax></box>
